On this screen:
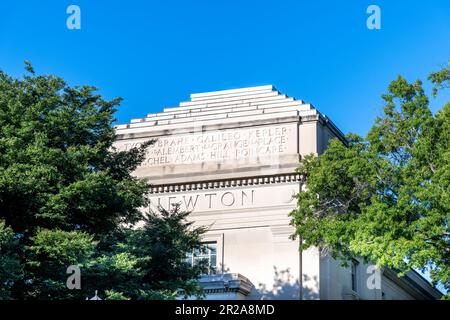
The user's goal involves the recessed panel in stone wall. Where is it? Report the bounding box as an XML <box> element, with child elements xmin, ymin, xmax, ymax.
<box><xmin>114</xmin><ymin>123</ymin><xmax>299</xmax><ymax>182</ymax></box>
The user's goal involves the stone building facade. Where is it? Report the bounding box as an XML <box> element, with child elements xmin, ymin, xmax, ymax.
<box><xmin>114</xmin><ymin>85</ymin><xmax>440</xmax><ymax>300</ymax></box>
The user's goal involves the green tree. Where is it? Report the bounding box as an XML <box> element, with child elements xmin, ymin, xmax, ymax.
<box><xmin>0</xmin><ymin>63</ymin><xmax>206</xmax><ymax>299</ymax></box>
<box><xmin>0</xmin><ymin>220</ymin><xmax>22</xmax><ymax>299</ymax></box>
<box><xmin>25</xmin><ymin>229</ymin><xmax>96</xmax><ymax>299</ymax></box>
<box><xmin>85</xmin><ymin>204</ymin><xmax>208</xmax><ymax>300</ymax></box>
<box><xmin>290</xmin><ymin>64</ymin><xmax>450</xmax><ymax>294</ymax></box>
<box><xmin>0</xmin><ymin>63</ymin><xmax>150</xmax><ymax>298</ymax></box>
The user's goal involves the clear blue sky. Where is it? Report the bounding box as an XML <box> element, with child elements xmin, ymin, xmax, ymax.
<box><xmin>0</xmin><ymin>0</ymin><xmax>449</xmax><ymax>137</ymax></box>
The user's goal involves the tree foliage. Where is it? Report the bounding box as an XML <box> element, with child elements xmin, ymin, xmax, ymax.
<box><xmin>0</xmin><ymin>220</ymin><xmax>22</xmax><ymax>299</ymax></box>
<box><xmin>0</xmin><ymin>64</ymin><xmax>206</xmax><ymax>299</ymax></box>
<box><xmin>83</xmin><ymin>204</ymin><xmax>208</xmax><ymax>300</ymax></box>
<box><xmin>290</xmin><ymin>64</ymin><xmax>450</xmax><ymax>293</ymax></box>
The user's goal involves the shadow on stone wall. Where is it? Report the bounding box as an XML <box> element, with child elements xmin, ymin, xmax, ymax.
<box><xmin>218</xmin><ymin>262</ymin><xmax>230</xmax><ymax>274</ymax></box>
<box><xmin>255</xmin><ymin>266</ymin><xmax>319</xmax><ymax>300</ymax></box>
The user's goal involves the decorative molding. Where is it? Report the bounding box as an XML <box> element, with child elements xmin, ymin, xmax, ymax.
<box><xmin>270</xmin><ymin>225</ymin><xmax>296</xmax><ymax>237</ymax></box>
<box><xmin>148</xmin><ymin>173</ymin><xmax>303</xmax><ymax>194</ymax></box>
<box><xmin>383</xmin><ymin>268</ymin><xmax>442</xmax><ymax>300</ymax></box>
<box><xmin>198</xmin><ymin>273</ymin><xmax>254</xmax><ymax>296</ymax></box>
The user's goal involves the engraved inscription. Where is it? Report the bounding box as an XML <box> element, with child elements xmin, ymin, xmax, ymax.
<box><xmin>121</xmin><ymin>126</ymin><xmax>292</xmax><ymax>166</ymax></box>
<box><xmin>150</xmin><ymin>190</ymin><xmax>255</xmax><ymax>212</ymax></box>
